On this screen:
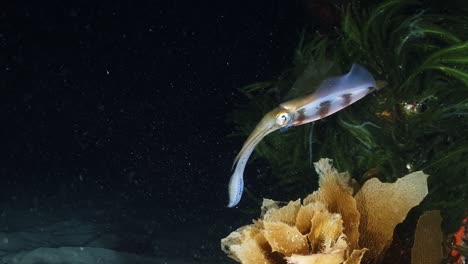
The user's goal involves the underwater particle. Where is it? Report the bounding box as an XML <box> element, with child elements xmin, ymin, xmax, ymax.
<box><xmin>406</xmin><ymin>163</ymin><xmax>413</xmax><ymax>171</ymax></box>
<box><xmin>354</xmin><ymin>171</ymin><xmax>429</xmax><ymax>263</ymax></box>
<box><xmin>411</xmin><ymin>210</ymin><xmax>443</xmax><ymax>264</ymax></box>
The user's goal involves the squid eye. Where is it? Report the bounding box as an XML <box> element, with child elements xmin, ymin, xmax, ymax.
<box><xmin>275</xmin><ymin>113</ymin><xmax>290</xmax><ymax>126</ymax></box>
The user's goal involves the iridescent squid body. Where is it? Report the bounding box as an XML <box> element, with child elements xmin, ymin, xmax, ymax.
<box><xmin>228</xmin><ymin>64</ymin><xmax>377</xmax><ymax>207</ymax></box>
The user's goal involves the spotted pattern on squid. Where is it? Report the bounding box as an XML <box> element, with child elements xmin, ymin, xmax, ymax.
<box><xmin>318</xmin><ymin>101</ymin><xmax>331</xmax><ymax>118</ymax></box>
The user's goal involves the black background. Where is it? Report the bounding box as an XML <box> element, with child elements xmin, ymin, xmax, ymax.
<box><xmin>0</xmin><ymin>1</ymin><xmax>328</xmax><ymax>220</ymax></box>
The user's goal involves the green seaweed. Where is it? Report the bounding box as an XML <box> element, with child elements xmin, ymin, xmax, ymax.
<box><xmin>230</xmin><ymin>0</ymin><xmax>468</xmax><ymax>229</ymax></box>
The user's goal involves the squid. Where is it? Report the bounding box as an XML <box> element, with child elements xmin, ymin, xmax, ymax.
<box><xmin>227</xmin><ymin>64</ymin><xmax>377</xmax><ymax>207</ymax></box>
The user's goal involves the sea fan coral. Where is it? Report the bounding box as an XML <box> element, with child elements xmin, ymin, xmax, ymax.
<box><xmin>221</xmin><ymin>158</ymin><xmax>429</xmax><ymax>264</ymax></box>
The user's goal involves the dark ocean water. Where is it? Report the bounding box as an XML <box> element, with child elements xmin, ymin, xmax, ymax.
<box><xmin>0</xmin><ymin>1</ymin><xmax>312</xmax><ymax>263</ymax></box>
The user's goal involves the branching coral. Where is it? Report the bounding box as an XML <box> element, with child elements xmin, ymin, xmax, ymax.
<box><xmin>221</xmin><ymin>158</ymin><xmax>429</xmax><ymax>264</ymax></box>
